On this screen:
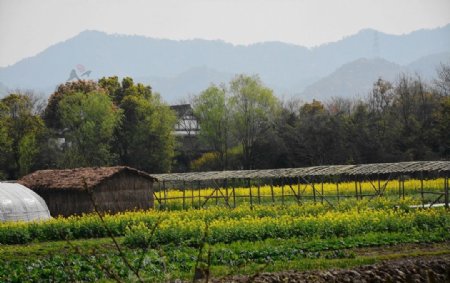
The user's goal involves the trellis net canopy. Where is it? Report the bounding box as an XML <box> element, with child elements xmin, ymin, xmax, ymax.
<box><xmin>0</xmin><ymin>182</ymin><xmax>51</xmax><ymax>222</ymax></box>
<box><xmin>153</xmin><ymin>161</ymin><xmax>450</xmax><ymax>182</ymax></box>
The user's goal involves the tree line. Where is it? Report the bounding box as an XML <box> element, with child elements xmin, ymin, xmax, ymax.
<box><xmin>0</xmin><ymin>65</ymin><xmax>449</xmax><ymax>179</ymax></box>
<box><xmin>190</xmin><ymin>66</ymin><xmax>449</xmax><ymax>170</ymax></box>
<box><xmin>0</xmin><ymin>77</ymin><xmax>175</xmax><ymax>179</ymax></box>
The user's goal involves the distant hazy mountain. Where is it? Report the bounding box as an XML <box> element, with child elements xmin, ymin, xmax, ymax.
<box><xmin>406</xmin><ymin>52</ymin><xmax>450</xmax><ymax>80</ymax></box>
<box><xmin>0</xmin><ymin>25</ymin><xmax>449</xmax><ymax>102</ymax></box>
<box><xmin>136</xmin><ymin>66</ymin><xmax>234</xmax><ymax>102</ymax></box>
<box><xmin>299</xmin><ymin>52</ymin><xmax>450</xmax><ymax>101</ymax></box>
<box><xmin>300</xmin><ymin>58</ymin><xmax>403</xmax><ymax>101</ymax></box>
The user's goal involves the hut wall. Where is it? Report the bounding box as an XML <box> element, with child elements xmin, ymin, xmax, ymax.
<box><xmin>35</xmin><ymin>173</ymin><xmax>154</xmax><ymax>217</ymax></box>
<box><xmin>94</xmin><ymin>173</ymin><xmax>154</xmax><ymax>213</ymax></box>
<box><xmin>35</xmin><ymin>190</ymin><xmax>92</xmax><ymax>217</ymax></box>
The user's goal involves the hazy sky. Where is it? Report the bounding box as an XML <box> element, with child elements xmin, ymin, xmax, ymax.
<box><xmin>1</xmin><ymin>0</ymin><xmax>449</xmax><ymax>67</ymax></box>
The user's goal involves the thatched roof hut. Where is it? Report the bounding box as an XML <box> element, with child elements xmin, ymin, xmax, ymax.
<box><xmin>19</xmin><ymin>166</ymin><xmax>157</xmax><ymax>217</ymax></box>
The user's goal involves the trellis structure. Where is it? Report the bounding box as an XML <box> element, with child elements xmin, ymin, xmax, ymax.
<box><xmin>151</xmin><ymin>161</ymin><xmax>450</xmax><ymax>210</ymax></box>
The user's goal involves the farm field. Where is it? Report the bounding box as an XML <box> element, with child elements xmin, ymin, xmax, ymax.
<box><xmin>155</xmin><ymin>178</ymin><xmax>447</xmax><ymax>210</ymax></box>
<box><xmin>1</xmin><ymin>197</ymin><xmax>450</xmax><ymax>282</ymax></box>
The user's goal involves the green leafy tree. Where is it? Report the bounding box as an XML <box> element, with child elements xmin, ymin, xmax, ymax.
<box><xmin>0</xmin><ymin>94</ymin><xmax>45</xmax><ymax>178</ymax></box>
<box><xmin>118</xmin><ymin>93</ymin><xmax>176</xmax><ymax>173</ymax></box>
<box><xmin>229</xmin><ymin>75</ymin><xmax>280</xmax><ymax>169</ymax></box>
<box><xmin>44</xmin><ymin>80</ymin><xmax>102</xmax><ymax>129</ymax></box>
<box><xmin>99</xmin><ymin>76</ymin><xmax>176</xmax><ymax>173</ymax></box>
<box><xmin>193</xmin><ymin>84</ymin><xmax>230</xmax><ymax>170</ymax></box>
<box><xmin>58</xmin><ymin>91</ymin><xmax>122</xmax><ymax>168</ymax></box>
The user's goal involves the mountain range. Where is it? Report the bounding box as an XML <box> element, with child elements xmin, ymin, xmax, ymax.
<box><xmin>0</xmin><ymin>25</ymin><xmax>450</xmax><ymax>102</ymax></box>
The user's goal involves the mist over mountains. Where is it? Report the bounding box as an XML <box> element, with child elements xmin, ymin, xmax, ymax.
<box><xmin>0</xmin><ymin>25</ymin><xmax>449</xmax><ymax>102</ymax></box>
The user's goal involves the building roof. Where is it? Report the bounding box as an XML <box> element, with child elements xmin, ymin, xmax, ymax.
<box><xmin>152</xmin><ymin>161</ymin><xmax>450</xmax><ymax>182</ymax></box>
<box><xmin>19</xmin><ymin>166</ymin><xmax>157</xmax><ymax>191</ymax></box>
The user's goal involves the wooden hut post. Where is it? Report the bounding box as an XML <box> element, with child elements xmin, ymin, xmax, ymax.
<box><xmin>354</xmin><ymin>181</ymin><xmax>359</xmax><ymax>200</ymax></box>
<box><xmin>281</xmin><ymin>178</ymin><xmax>285</xmax><ymax>205</ymax></box>
<box><xmin>297</xmin><ymin>177</ymin><xmax>301</xmax><ymax>205</ymax></box>
<box><xmin>398</xmin><ymin>178</ymin><xmax>402</xmax><ymax>200</ymax></box>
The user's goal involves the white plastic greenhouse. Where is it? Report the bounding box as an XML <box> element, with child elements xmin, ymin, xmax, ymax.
<box><xmin>0</xmin><ymin>182</ymin><xmax>51</xmax><ymax>222</ymax></box>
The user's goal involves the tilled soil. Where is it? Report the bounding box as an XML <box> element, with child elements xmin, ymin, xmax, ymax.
<box><xmin>211</xmin><ymin>255</ymin><xmax>450</xmax><ymax>283</ymax></box>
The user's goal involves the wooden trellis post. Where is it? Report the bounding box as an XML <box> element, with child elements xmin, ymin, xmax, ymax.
<box><xmin>270</xmin><ymin>179</ymin><xmax>275</xmax><ymax>204</ymax></box>
<box><xmin>198</xmin><ymin>181</ymin><xmax>201</xmax><ymax>208</ymax></box>
<box><xmin>355</xmin><ymin>181</ymin><xmax>359</xmax><ymax>200</ymax></box>
<box><xmin>313</xmin><ymin>182</ymin><xmax>317</xmax><ymax>204</ymax></box>
<box><xmin>182</xmin><ymin>181</ymin><xmax>186</xmax><ymax>210</ymax></box>
<box><xmin>445</xmin><ymin>177</ymin><xmax>449</xmax><ymax>209</ymax></box>
<box><xmin>232</xmin><ymin>180</ymin><xmax>236</xmax><ymax>208</ymax></box>
<box><xmin>163</xmin><ymin>181</ymin><xmax>167</xmax><ymax>210</ymax></box>
<box><xmin>336</xmin><ymin>182</ymin><xmax>340</xmax><ymax>204</ymax></box>
<box><xmin>257</xmin><ymin>180</ymin><xmax>261</xmax><ymax>204</ymax></box>
<box><xmin>359</xmin><ymin>180</ymin><xmax>363</xmax><ymax>199</ymax></box>
<box><xmin>248</xmin><ymin>179</ymin><xmax>253</xmax><ymax>208</ymax></box>
<box><xmin>320</xmin><ymin>179</ymin><xmax>324</xmax><ymax>204</ymax></box>
<box><xmin>224</xmin><ymin>179</ymin><xmax>229</xmax><ymax>207</ymax></box>
<box><xmin>420</xmin><ymin>171</ymin><xmax>424</xmax><ymax>208</ymax></box>
<box><xmin>191</xmin><ymin>186</ymin><xmax>195</xmax><ymax>208</ymax></box>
